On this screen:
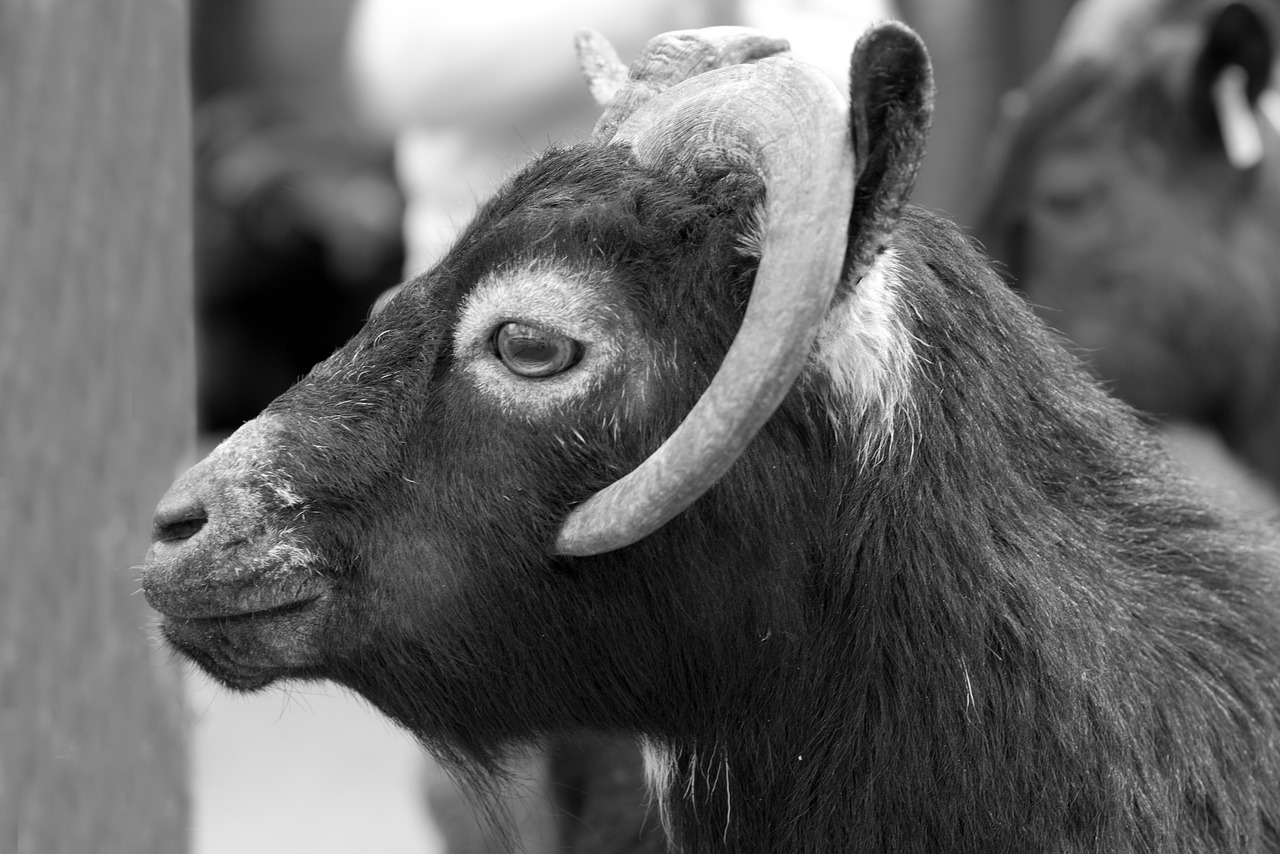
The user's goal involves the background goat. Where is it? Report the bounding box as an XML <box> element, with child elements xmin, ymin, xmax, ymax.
<box><xmin>974</xmin><ymin>0</ymin><xmax>1280</xmax><ymax>491</ymax></box>
<box><xmin>194</xmin><ymin>95</ymin><xmax>404</xmax><ymax>432</ymax></box>
<box><xmin>143</xmin><ymin>21</ymin><xmax>1280</xmax><ymax>853</ymax></box>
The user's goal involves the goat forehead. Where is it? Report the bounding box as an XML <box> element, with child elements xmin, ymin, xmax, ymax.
<box><xmin>454</xmin><ymin>259</ymin><xmax>628</xmax><ymax>346</ymax></box>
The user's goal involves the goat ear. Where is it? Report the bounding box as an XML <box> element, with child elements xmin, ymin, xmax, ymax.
<box><xmin>1189</xmin><ymin>1</ymin><xmax>1274</xmax><ymax>169</ymax></box>
<box><xmin>845</xmin><ymin>21</ymin><xmax>934</xmax><ymax>281</ymax></box>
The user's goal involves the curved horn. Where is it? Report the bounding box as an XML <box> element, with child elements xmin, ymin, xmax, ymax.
<box><xmin>578</xmin><ymin>27</ymin><xmax>791</xmax><ymax>141</ymax></box>
<box><xmin>555</xmin><ymin>57</ymin><xmax>855</xmax><ymax>556</ymax></box>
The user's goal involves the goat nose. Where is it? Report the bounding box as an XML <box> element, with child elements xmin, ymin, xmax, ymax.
<box><xmin>152</xmin><ymin>487</ymin><xmax>208</xmax><ymax>544</ymax></box>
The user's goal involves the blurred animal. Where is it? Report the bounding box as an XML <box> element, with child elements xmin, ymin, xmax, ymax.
<box><xmin>974</xmin><ymin>0</ymin><xmax>1280</xmax><ymax>488</ymax></box>
<box><xmin>195</xmin><ymin>96</ymin><xmax>405</xmax><ymax>432</ymax></box>
<box><xmin>143</xmin><ymin>23</ymin><xmax>1280</xmax><ymax>853</ymax></box>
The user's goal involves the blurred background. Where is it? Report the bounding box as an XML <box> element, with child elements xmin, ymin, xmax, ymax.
<box><xmin>5</xmin><ymin>0</ymin><xmax>1278</xmax><ymax>852</ymax></box>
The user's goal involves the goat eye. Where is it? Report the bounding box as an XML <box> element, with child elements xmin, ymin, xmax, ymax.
<box><xmin>492</xmin><ymin>322</ymin><xmax>582</xmax><ymax>378</ymax></box>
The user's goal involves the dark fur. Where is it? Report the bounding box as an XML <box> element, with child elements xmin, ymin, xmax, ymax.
<box><xmin>146</xmin><ymin>25</ymin><xmax>1280</xmax><ymax>853</ymax></box>
<box><xmin>972</xmin><ymin>0</ymin><xmax>1280</xmax><ymax>486</ymax></box>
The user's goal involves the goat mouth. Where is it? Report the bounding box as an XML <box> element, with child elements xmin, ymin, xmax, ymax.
<box><xmin>156</xmin><ymin>588</ymin><xmax>326</xmax><ymax>622</ymax></box>
<box><xmin>164</xmin><ymin>629</ymin><xmax>317</xmax><ymax>692</ymax></box>
<box><xmin>157</xmin><ymin>585</ymin><xmax>331</xmax><ymax>691</ymax></box>
<box><xmin>144</xmin><ymin>571</ymin><xmax>331</xmax><ymax>622</ymax></box>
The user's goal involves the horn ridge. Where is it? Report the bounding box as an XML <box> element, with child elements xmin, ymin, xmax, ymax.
<box><xmin>556</xmin><ymin>57</ymin><xmax>855</xmax><ymax>556</ymax></box>
<box><xmin>584</xmin><ymin>27</ymin><xmax>791</xmax><ymax>141</ymax></box>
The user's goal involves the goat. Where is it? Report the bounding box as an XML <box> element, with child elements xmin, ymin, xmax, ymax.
<box><xmin>142</xmin><ymin>21</ymin><xmax>1280</xmax><ymax>853</ymax></box>
<box><xmin>974</xmin><ymin>0</ymin><xmax>1280</xmax><ymax>489</ymax></box>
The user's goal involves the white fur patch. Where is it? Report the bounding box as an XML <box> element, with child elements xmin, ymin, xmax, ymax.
<box><xmin>640</xmin><ymin>736</ymin><xmax>678</xmax><ymax>835</ymax></box>
<box><xmin>735</xmin><ymin>201</ymin><xmax>767</xmax><ymax>260</ymax></box>
<box><xmin>262</xmin><ymin>470</ymin><xmax>305</xmax><ymax>508</ymax></box>
<box><xmin>453</xmin><ymin>259</ymin><xmax>649</xmax><ymax>415</ymax></box>
<box><xmin>198</xmin><ymin>416</ymin><xmax>321</xmax><ymax>581</ymax></box>
<box><xmin>811</xmin><ymin>249</ymin><xmax>917</xmax><ymax>461</ymax></box>
<box><xmin>640</xmin><ymin>737</ymin><xmax>735</xmax><ymax>843</ymax></box>
<box><xmin>265</xmin><ymin>538</ymin><xmax>321</xmax><ymax>573</ymax></box>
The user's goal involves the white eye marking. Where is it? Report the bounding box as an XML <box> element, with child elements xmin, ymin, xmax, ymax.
<box><xmin>454</xmin><ymin>259</ymin><xmax>649</xmax><ymax>413</ymax></box>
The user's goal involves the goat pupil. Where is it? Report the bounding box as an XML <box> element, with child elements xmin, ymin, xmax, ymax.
<box><xmin>495</xmin><ymin>322</ymin><xmax>580</xmax><ymax>377</ymax></box>
<box><xmin>511</xmin><ymin>336</ymin><xmax>551</xmax><ymax>361</ymax></box>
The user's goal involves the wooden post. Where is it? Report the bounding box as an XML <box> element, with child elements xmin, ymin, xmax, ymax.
<box><xmin>0</xmin><ymin>2</ymin><xmax>192</xmax><ymax>852</ymax></box>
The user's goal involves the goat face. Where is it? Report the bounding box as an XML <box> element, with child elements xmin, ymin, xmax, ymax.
<box><xmin>148</xmin><ymin>147</ymin><xmax>750</xmax><ymax>720</ymax></box>
<box><xmin>140</xmin><ymin>24</ymin><xmax>932</xmax><ymax>757</ymax></box>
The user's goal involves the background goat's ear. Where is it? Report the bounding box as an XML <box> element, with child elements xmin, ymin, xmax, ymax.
<box><xmin>1189</xmin><ymin>1</ymin><xmax>1274</xmax><ymax>169</ymax></box>
<box><xmin>845</xmin><ymin>21</ymin><xmax>935</xmax><ymax>281</ymax></box>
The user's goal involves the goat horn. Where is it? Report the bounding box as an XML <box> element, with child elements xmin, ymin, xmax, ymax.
<box><xmin>575</xmin><ymin>30</ymin><xmax>629</xmax><ymax>108</ymax></box>
<box><xmin>556</xmin><ymin>57</ymin><xmax>855</xmax><ymax>556</ymax></box>
<box><xmin>579</xmin><ymin>27</ymin><xmax>792</xmax><ymax>141</ymax></box>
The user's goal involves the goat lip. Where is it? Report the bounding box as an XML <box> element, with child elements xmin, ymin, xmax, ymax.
<box><xmin>160</xmin><ymin>591</ymin><xmax>325</xmax><ymax>623</ymax></box>
<box><xmin>145</xmin><ymin>576</ymin><xmax>331</xmax><ymax>622</ymax></box>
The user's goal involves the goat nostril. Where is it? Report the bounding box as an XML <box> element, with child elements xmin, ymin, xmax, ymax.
<box><xmin>153</xmin><ymin>498</ymin><xmax>209</xmax><ymax>544</ymax></box>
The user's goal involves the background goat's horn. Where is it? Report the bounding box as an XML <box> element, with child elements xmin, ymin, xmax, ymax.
<box><xmin>578</xmin><ymin>27</ymin><xmax>791</xmax><ymax>140</ymax></box>
<box><xmin>555</xmin><ymin>57</ymin><xmax>855</xmax><ymax>556</ymax></box>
